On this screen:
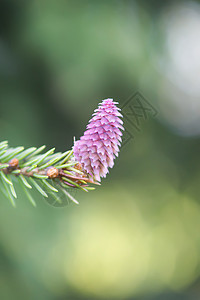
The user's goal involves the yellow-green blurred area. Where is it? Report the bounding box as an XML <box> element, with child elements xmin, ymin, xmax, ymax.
<box><xmin>1</xmin><ymin>0</ymin><xmax>200</xmax><ymax>299</ymax></box>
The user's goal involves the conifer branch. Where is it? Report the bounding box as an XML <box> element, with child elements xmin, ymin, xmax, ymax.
<box><xmin>0</xmin><ymin>140</ymin><xmax>97</xmax><ymax>207</ymax></box>
<box><xmin>0</xmin><ymin>98</ymin><xmax>124</xmax><ymax>207</ymax></box>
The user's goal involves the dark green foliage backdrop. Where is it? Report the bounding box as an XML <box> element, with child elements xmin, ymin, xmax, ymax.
<box><xmin>1</xmin><ymin>1</ymin><xmax>200</xmax><ymax>299</ymax></box>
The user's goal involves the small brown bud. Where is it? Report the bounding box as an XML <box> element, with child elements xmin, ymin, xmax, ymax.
<box><xmin>74</xmin><ymin>163</ymin><xmax>82</xmax><ymax>171</ymax></box>
<box><xmin>47</xmin><ymin>167</ymin><xmax>59</xmax><ymax>179</ymax></box>
<box><xmin>9</xmin><ymin>158</ymin><xmax>19</xmax><ymax>168</ymax></box>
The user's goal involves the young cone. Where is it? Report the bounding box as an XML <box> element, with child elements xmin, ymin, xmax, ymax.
<box><xmin>73</xmin><ymin>99</ymin><xmax>124</xmax><ymax>182</ymax></box>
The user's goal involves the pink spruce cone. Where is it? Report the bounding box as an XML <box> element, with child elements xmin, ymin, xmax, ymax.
<box><xmin>73</xmin><ymin>99</ymin><xmax>124</xmax><ymax>182</ymax></box>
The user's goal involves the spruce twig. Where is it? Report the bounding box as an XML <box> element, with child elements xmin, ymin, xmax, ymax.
<box><xmin>0</xmin><ymin>141</ymin><xmax>97</xmax><ymax>206</ymax></box>
<box><xmin>0</xmin><ymin>98</ymin><xmax>124</xmax><ymax>207</ymax></box>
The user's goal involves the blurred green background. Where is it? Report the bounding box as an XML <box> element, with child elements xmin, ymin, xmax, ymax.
<box><xmin>1</xmin><ymin>0</ymin><xmax>200</xmax><ymax>299</ymax></box>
